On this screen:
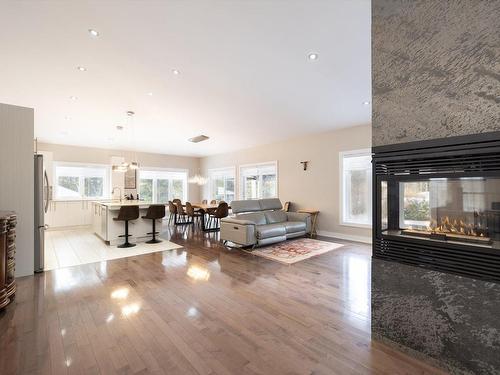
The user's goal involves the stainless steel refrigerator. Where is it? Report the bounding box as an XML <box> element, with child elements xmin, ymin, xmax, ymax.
<box><xmin>34</xmin><ymin>154</ymin><xmax>51</xmax><ymax>273</ymax></box>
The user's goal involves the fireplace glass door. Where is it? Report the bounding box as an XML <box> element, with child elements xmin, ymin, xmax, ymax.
<box><xmin>382</xmin><ymin>177</ymin><xmax>500</xmax><ymax>248</ymax></box>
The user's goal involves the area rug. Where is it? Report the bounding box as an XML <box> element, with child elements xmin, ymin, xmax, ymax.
<box><xmin>249</xmin><ymin>238</ymin><xmax>343</xmax><ymax>264</ymax></box>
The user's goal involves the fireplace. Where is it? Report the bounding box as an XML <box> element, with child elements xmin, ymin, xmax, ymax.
<box><xmin>373</xmin><ymin>132</ymin><xmax>500</xmax><ymax>282</ymax></box>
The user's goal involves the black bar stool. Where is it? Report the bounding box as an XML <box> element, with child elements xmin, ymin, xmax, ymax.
<box><xmin>142</xmin><ymin>205</ymin><xmax>166</xmax><ymax>244</ymax></box>
<box><xmin>113</xmin><ymin>206</ymin><xmax>140</xmax><ymax>248</ymax></box>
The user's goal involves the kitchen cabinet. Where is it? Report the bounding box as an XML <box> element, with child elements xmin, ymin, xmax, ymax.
<box><xmin>45</xmin><ymin>200</ymin><xmax>93</xmax><ymax>229</ymax></box>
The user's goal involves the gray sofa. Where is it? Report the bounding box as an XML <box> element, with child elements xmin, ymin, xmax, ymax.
<box><xmin>220</xmin><ymin>198</ymin><xmax>311</xmax><ymax>247</ymax></box>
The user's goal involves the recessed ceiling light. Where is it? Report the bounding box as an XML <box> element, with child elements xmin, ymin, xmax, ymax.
<box><xmin>88</xmin><ymin>29</ymin><xmax>99</xmax><ymax>37</ymax></box>
<box><xmin>116</xmin><ymin>125</ymin><xmax>124</xmax><ymax>131</ymax></box>
<box><xmin>308</xmin><ymin>53</ymin><xmax>319</xmax><ymax>61</ymax></box>
<box><xmin>69</xmin><ymin>96</ymin><xmax>78</xmax><ymax>100</ymax></box>
<box><xmin>363</xmin><ymin>101</ymin><xmax>371</xmax><ymax>105</ymax></box>
<box><xmin>147</xmin><ymin>92</ymin><xmax>153</xmax><ymax>96</ymax></box>
<box><xmin>76</xmin><ymin>66</ymin><xmax>87</xmax><ymax>72</ymax></box>
<box><xmin>126</xmin><ymin>111</ymin><xmax>135</xmax><ymax>117</ymax></box>
<box><xmin>172</xmin><ymin>69</ymin><xmax>180</xmax><ymax>75</ymax></box>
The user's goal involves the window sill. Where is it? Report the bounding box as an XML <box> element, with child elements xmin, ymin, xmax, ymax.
<box><xmin>52</xmin><ymin>198</ymin><xmax>111</xmax><ymax>202</ymax></box>
<box><xmin>339</xmin><ymin>222</ymin><xmax>372</xmax><ymax>229</ymax></box>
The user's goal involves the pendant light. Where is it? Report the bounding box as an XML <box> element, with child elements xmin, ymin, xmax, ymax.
<box><xmin>111</xmin><ymin>111</ymin><xmax>139</xmax><ymax>172</ymax></box>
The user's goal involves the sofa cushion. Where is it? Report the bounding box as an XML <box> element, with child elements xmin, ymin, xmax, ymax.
<box><xmin>259</xmin><ymin>198</ymin><xmax>283</xmax><ymax>211</ymax></box>
<box><xmin>284</xmin><ymin>221</ymin><xmax>306</xmax><ymax>234</ymax></box>
<box><xmin>264</xmin><ymin>210</ymin><xmax>288</xmax><ymax>224</ymax></box>
<box><xmin>231</xmin><ymin>200</ymin><xmax>262</xmax><ymax>214</ymax></box>
<box><xmin>235</xmin><ymin>212</ymin><xmax>266</xmax><ymax>225</ymax></box>
<box><xmin>256</xmin><ymin>223</ymin><xmax>286</xmax><ymax>239</ymax></box>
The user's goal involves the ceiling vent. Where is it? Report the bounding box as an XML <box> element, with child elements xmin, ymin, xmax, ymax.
<box><xmin>188</xmin><ymin>135</ymin><xmax>210</xmax><ymax>143</ymax></box>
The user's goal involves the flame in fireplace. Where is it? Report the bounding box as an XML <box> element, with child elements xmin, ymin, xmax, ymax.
<box><xmin>425</xmin><ymin>216</ymin><xmax>484</xmax><ymax>237</ymax></box>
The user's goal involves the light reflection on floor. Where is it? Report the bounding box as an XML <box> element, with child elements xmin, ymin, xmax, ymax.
<box><xmin>343</xmin><ymin>255</ymin><xmax>370</xmax><ymax>327</ymax></box>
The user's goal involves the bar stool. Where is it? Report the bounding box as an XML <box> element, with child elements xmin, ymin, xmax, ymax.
<box><xmin>142</xmin><ymin>205</ymin><xmax>166</xmax><ymax>244</ymax></box>
<box><xmin>113</xmin><ymin>206</ymin><xmax>140</xmax><ymax>248</ymax></box>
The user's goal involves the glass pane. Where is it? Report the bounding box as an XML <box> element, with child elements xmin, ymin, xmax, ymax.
<box><xmin>171</xmin><ymin>179</ymin><xmax>184</xmax><ymax>200</ymax></box>
<box><xmin>401</xmin><ymin>181</ymin><xmax>430</xmax><ymax>227</ymax></box>
<box><xmin>345</xmin><ymin>169</ymin><xmax>370</xmax><ymax>224</ymax></box>
<box><xmin>57</xmin><ymin>176</ymin><xmax>80</xmax><ymax>198</ymax></box>
<box><xmin>381</xmin><ymin>180</ymin><xmax>388</xmax><ymax>231</ymax></box>
<box><xmin>343</xmin><ymin>153</ymin><xmax>372</xmax><ymax>225</ymax></box>
<box><xmin>225</xmin><ymin>178</ymin><xmax>235</xmax><ymax>202</ymax></box>
<box><xmin>212</xmin><ymin>177</ymin><xmax>225</xmax><ymax>201</ymax></box>
<box><xmin>156</xmin><ymin>179</ymin><xmax>169</xmax><ymax>203</ymax></box>
<box><xmin>140</xmin><ymin>179</ymin><xmax>153</xmax><ymax>202</ymax></box>
<box><xmin>261</xmin><ymin>174</ymin><xmax>276</xmax><ymax>198</ymax></box>
<box><xmin>399</xmin><ymin>177</ymin><xmax>500</xmax><ymax>247</ymax></box>
<box><xmin>84</xmin><ymin>177</ymin><xmax>103</xmax><ymax>197</ymax></box>
<box><xmin>244</xmin><ymin>175</ymin><xmax>258</xmax><ymax>199</ymax></box>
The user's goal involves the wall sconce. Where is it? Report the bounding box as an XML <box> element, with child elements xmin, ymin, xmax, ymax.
<box><xmin>300</xmin><ymin>161</ymin><xmax>309</xmax><ymax>171</ymax></box>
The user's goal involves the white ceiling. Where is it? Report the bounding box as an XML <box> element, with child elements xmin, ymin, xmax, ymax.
<box><xmin>0</xmin><ymin>0</ymin><xmax>371</xmax><ymax>157</ymax></box>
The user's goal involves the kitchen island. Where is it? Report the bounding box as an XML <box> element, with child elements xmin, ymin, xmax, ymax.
<box><xmin>92</xmin><ymin>201</ymin><xmax>168</xmax><ymax>245</ymax></box>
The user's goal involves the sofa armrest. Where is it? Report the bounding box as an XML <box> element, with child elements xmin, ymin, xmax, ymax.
<box><xmin>220</xmin><ymin>219</ymin><xmax>256</xmax><ymax>246</ymax></box>
<box><xmin>286</xmin><ymin>212</ymin><xmax>312</xmax><ymax>233</ymax></box>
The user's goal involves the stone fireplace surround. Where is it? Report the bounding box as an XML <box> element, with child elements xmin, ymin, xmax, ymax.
<box><xmin>372</xmin><ymin>1</ymin><xmax>500</xmax><ymax>373</ymax></box>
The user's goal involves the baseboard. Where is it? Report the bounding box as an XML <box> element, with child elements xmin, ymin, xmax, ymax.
<box><xmin>317</xmin><ymin>230</ymin><xmax>372</xmax><ymax>244</ymax></box>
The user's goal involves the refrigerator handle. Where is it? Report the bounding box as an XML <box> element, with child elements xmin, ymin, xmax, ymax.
<box><xmin>44</xmin><ymin>170</ymin><xmax>50</xmax><ymax>213</ymax></box>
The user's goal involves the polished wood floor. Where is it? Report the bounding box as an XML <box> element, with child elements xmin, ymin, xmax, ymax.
<box><xmin>0</xmin><ymin>226</ymin><xmax>447</xmax><ymax>375</ymax></box>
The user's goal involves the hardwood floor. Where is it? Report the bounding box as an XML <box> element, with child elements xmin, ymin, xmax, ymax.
<box><xmin>0</xmin><ymin>226</ymin><xmax>447</xmax><ymax>375</ymax></box>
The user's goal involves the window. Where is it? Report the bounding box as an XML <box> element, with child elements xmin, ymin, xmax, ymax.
<box><xmin>138</xmin><ymin>169</ymin><xmax>188</xmax><ymax>203</ymax></box>
<box><xmin>239</xmin><ymin>162</ymin><xmax>278</xmax><ymax>199</ymax></box>
<box><xmin>208</xmin><ymin>167</ymin><xmax>235</xmax><ymax>202</ymax></box>
<box><xmin>340</xmin><ymin>150</ymin><xmax>372</xmax><ymax>227</ymax></box>
<box><xmin>54</xmin><ymin>162</ymin><xmax>110</xmax><ymax>200</ymax></box>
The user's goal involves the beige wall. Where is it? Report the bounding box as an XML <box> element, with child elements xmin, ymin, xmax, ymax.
<box><xmin>0</xmin><ymin>103</ymin><xmax>34</xmax><ymax>277</ymax></box>
<box><xmin>37</xmin><ymin>143</ymin><xmax>201</xmax><ymax>201</ymax></box>
<box><xmin>200</xmin><ymin>124</ymin><xmax>372</xmax><ymax>242</ymax></box>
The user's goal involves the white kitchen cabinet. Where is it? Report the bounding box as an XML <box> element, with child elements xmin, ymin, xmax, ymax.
<box><xmin>45</xmin><ymin>200</ymin><xmax>93</xmax><ymax>229</ymax></box>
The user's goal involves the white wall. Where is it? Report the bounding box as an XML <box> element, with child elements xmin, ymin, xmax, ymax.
<box><xmin>37</xmin><ymin>142</ymin><xmax>202</xmax><ymax>202</ymax></box>
<box><xmin>200</xmin><ymin>125</ymin><xmax>372</xmax><ymax>242</ymax></box>
<box><xmin>0</xmin><ymin>103</ymin><xmax>34</xmax><ymax>277</ymax></box>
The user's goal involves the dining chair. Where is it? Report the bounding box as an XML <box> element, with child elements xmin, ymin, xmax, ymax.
<box><xmin>185</xmin><ymin>202</ymin><xmax>201</xmax><ymax>226</ymax></box>
<box><xmin>210</xmin><ymin>199</ymin><xmax>217</xmax><ymax>205</ymax></box>
<box><xmin>208</xmin><ymin>202</ymin><xmax>229</xmax><ymax>231</ymax></box>
<box><xmin>175</xmin><ymin>201</ymin><xmax>187</xmax><ymax>224</ymax></box>
<box><xmin>202</xmin><ymin>199</ymin><xmax>208</xmax><ymax>204</ymax></box>
<box><xmin>168</xmin><ymin>201</ymin><xmax>177</xmax><ymax>225</ymax></box>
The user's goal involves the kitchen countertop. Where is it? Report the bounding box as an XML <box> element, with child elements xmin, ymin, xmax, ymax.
<box><xmin>94</xmin><ymin>200</ymin><xmax>167</xmax><ymax>209</ymax></box>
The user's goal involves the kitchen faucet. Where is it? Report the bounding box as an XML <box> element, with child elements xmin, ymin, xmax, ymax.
<box><xmin>111</xmin><ymin>187</ymin><xmax>122</xmax><ymax>202</ymax></box>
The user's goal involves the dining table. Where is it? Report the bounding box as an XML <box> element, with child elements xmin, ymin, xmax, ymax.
<box><xmin>188</xmin><ymin>203</ymin><xmax>232</xmax><ymax>232</ymax></box>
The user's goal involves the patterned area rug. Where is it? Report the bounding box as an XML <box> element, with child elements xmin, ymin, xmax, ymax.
<box><xmin>249</xmin><ymin>238</ymin><xmax>343</xmax><ymax>264</ymax></box>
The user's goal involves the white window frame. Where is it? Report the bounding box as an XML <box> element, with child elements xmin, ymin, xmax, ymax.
<box><xmin>238</xmin><ymin>161</ymin><xmax>279</xmax><ymax>200</ymax></box>
<box><xmin>208</xmin><ymin>167</ymin><xmax>236</xmax><ymax>202</ymax></box>
<box><xmin>138</xmin><ymin>167</ymin><xmax>188</xmax><ymax>203</ymax></box>
<box><xmin>339</xmin><ymin>149</ymin><xmax>372</xmax><ymax>228</ymax></box>
<box><xmin>53</xmin><ymin>161</ymin><xmax>111</xmax><ymax>201</ymax></box>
